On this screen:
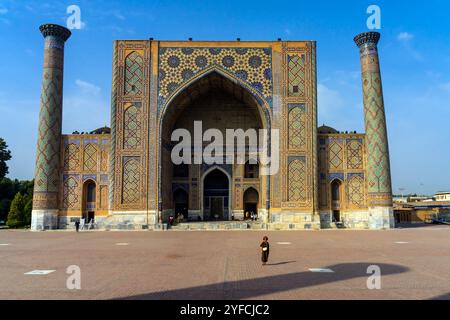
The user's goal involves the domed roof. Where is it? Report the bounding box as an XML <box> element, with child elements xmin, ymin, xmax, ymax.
<box><xmin>318</xmin><ymin>125</ymin><xmax>338</xmax><ymax>134</ymax></box>
<box><xmin>90</xmin><ymin>126</ymin><xmax>111</xmax><ymax>134</ymax></box>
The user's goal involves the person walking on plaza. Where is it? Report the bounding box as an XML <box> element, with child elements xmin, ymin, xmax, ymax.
<box><xmin>75</xmin><ymin>220</ymin><xmax>80</xmax><ymax>232</ymax></box>
<box><xmin>260</xmin><ymin>236</ymin><xmax>270</xmax><ymax>266</ymax></box>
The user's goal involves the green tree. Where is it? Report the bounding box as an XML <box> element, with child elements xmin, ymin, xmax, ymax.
<box><xmin>0</xmin><ymin>138</ymin><xmax>12</xmax><ymax>179</ymax></box>
<box><xmin>7</xmin><ymin>192</ymin><xmax>25</xmax><ymax>228</ymax></box>
<box><xmin>0</xmin><ymin>179</ymin><xmax>34</xmax><ymax>222</ymax></box>
<box><xmin>0</xmin><ymin>198</ymin><xmax>11</xmax><ymax>222</ymax></box>
<box><xmin>23</xmin><ymin>195</ymin><xmax>33</xmax><ymax>226</ymax></box>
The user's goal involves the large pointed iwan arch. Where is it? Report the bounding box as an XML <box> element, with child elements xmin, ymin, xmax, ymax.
<box><xmin>157</xmin><ymin>67</ymin><xmax>273</xmax><ymax>220</ymax></box>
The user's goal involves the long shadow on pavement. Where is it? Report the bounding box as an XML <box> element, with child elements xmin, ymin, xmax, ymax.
<box><xmin>117</xmin><ymin>262</ymin><xmax>409</xmax><ymax>300</ymax></box>
<box><xmin>430</xmin><ymin>292</ymin><xmax>450</xmax><ymax>300</ymax></box>
<box><xmin>395</xmin><ymin>223</ymin><xmax>450</xmax><ymax>229</ymax></box>
<box><xmin>265</xmin><ymin>261</ymin><xmax>296</xmax><ymax>266</ymax></box>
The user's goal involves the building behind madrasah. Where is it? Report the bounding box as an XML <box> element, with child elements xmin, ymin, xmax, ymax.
<box><xmin>31</xmin><ymin>24</ymin><xmax>394</xmax><ymax>231</ymax></box>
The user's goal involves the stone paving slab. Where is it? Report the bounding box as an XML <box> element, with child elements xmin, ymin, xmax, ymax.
<box><xmin>0</xmin><ymin>226</ymin><xmax>449</xmax><ymax>300</ymax></box>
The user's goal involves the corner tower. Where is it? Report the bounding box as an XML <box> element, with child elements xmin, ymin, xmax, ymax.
<box><xmin>354</xmin><ymin>32</ymin><xmax>394</xmax><ymax>229</ymax></box>
<box><xmin>31</xmin><ymin>24</ymin><xmax>71</xmax><ymax>230</ymax></box>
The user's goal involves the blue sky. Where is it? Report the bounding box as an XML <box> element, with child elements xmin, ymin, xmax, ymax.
<box><xmin>0</xmin><ymin>0</ymin><xmax>449</xmax><ymax>195</ymax></box>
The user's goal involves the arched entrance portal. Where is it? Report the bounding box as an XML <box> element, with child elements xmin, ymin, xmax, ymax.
<box><xmin>202</xmin><ymin>168</ymin><xmax>230</xmax><ymax>221</ymax></box>
<box><xmin>243</xmin><ymin>187</ymin><xmax>259</xmax><ymax>220</ymax></box>
<box><xmin>82</xmin><ymin>180</ymin><xmax>96</xmax><ymax>223</ymax></box>
<box><xmin>159</xmin><ymin>70</ymin><xmax>271</xmax><ymax>223</ymax></box>
<box><xmin>173</xmin><ymin>188</ymin><xmax>189</xmax><ymax>220</ymax></box>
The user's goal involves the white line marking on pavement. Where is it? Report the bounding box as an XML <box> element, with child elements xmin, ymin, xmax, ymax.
<box><xmin>0</xmin><ymin>244</ymin><xmax>10</xmax><ymax>246</ymax></box>
<box><xmin>309</xmin><ymin>268</ymin><xmax>334</xmax><ymax>273</ymax></box>
<box><xmin>277</xmin><ymin>242</ymin><xmax>292</xmax><ymax>245</ymax></box>
<box><xmin>395</xmin><ymin>242</ymin><xmax>409</xmax><ymax>244</ymax></box>
<box><xmin>116</xmin><ymin>243</ymin><xmax>129</xmax><ymax>246</ymax></box>
<box><xmin>24</xmin><ymin>270</ymin><xmax>56</xmax><ymax>275</ymax></box>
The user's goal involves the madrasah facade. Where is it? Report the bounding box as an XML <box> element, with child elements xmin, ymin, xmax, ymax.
<box><xmin>31</xmin><ymin>24</ymin><xmax>394</xmax><ymax>231</ymax></box>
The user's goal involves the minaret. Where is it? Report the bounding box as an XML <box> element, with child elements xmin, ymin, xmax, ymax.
<box><xmin>354</xmin><ymin>32</ymin><xmax>394</xmax><ymax>229</ymax></box>
<box><xmin>31</xmin><ymin>24</ymin><xmax>71</xmax><ymax>231</ymax></box>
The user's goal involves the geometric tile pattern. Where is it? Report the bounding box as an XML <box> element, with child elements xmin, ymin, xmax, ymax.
<box><xmin>33</xmin><ymin>29</ymin><xmax>70</xmax><ymax>211</ymax></box>
<box><xmin>58</xmin><ymin>134</ymin><xmax>110</xmax><ymax>216</ymax></box>
<box><xmin>34</xmin><ymin>68</ymin><xmax>63</xmax><ymax>195</ymax></box>
<box><xmin>318</xmin><ymin>135</ymin><xmax>368</xmax><ymax>211</ymax></box>
<box><xmin>288</xmin><ymin>104</ymin><xmax>306</xmax><ymax>149</ymax></box>
<box><xmin>346</xmin><ymin>139</ymin><xmax>363</xmax><ymax>169</ymax></box>
<box><xmin>363</xmin><ymin>71</ymin><xmax>391</xmax><ymax>194</ymax></box>
<box><xmin>100</xmin><ymin>174</ymin><xmax>109</xmax><ymax>184</ymax></box>
<box><xmin>347</xmin><ymin>174</ymin><xmax>365</xmax><ymax>207</ymax></box>
<box><xmin>329</xmin><ymin>141</ymin><xmax>343</xmax><ymax>170</ymax></box>
<box><xmin>124</xmin><ymin>51</ymin><xmax>143</xmax><ymax>95</ymax></box>
<box><xmin>359</xmin><ymin>41</ymin><xmax>392</xmax><ymax>206</ymax></box>
<box><xmin>62</xmin><ymin>176</ymin><xmax>80</xmax><ymax>209</ymax></box>
<box><xmin>123</xmin><ymin>104</ymin><xmax>142</xmax><ymax>149</ymax></box>
<box><xmin>100</xmin><ymin>185</ymin><xmax>108</xmax><ymax>209</ymax></box>
<box><xmin>109</xmin><ymin>41</ymin><xmax>118</xmax><ymax>209</ymax></box>
<box><xmin>158</xmin><ymin>47</ymin><xmax>272</xmax><ymax>110</ymax></box>
<box><xmin>83</xmin><ymin>144</ymin><xmax>98</xmax><ymax>171</ymax></box>
<box><xmin>288</xmin><ymin>54</ymin><xmax>305</xmax><ymax>96</ymax></box>
<box><xmin>100</xmin><ymin>149</ymin><xmax>108</xmax><ymax>172</ymax></box>
<box><xmin>288</xmin><ymin>158</ymin><xmax>307</xmax><ymax>202</ymax></box>
<box><xmin>122</xmin><ymin>157</ymin><xmax>140</xmax><ymax>204</ymax></box>
<box><xmin>64</xmin><ymin>143</ymin><xmax>80</xmax><ymax>171</ymax></box>
<box><xmin>100</xmin><ymin>39</ymin><xmax>391</xmax><ymax>218</ymax></box>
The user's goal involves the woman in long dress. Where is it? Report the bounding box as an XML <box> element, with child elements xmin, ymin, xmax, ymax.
<box><xmin>260</xmin><ymin>236</ymin><xmax>270</xmax><ymax>266</ymax></box>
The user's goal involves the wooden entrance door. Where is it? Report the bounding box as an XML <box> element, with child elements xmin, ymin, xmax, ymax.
<box><xmin>210</xmin><ymin>197</ymin><xmax>224</xmax><ymax>220</ymax></box>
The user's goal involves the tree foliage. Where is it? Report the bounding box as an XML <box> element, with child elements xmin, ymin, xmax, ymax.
<box><xmin>0</xmin><ymin>179</ymin><xmax>34</xmax><ymax>225</ymax></box>
<box><xmin>0</xmin><ymin>137</ymin><xmax>34</xmax><ymax>227</ymax></box>
<box><xmin>23</xmin><ymin>196</ymin><xmax>33</xmax><ymax>226</ymax></box>
<box><xmin>0</xmin><ymin>138</ymin><xmax>12</xmax><ymax>179</ymax></box>
<box><xmin>0</xmin><ymin>198</ymin><xmax>11</xmax><ymax>222</ymax></box>
<box><xmin>7</xmin><ymin>192</ymin><xmax>26</xmax><ymax>228</ymax></box>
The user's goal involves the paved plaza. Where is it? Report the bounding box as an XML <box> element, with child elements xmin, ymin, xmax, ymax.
<box><xmin>0</xmin><ymin>226</ymin><xmax>449</xmax><ymax>300</ymax></box>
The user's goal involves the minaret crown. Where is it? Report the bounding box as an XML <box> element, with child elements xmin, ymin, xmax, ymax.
<box><xmin>354</xmin><ymin>32</ymin><xmax>380</xmax><ymax>48</ymax></box>
<box><xmin>39</xmin><ymin>24</ymin><xmax>72</xmax><ymax>42</ymax></box>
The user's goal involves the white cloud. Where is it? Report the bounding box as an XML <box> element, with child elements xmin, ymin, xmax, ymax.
<box><xmin>396</xmin><ymin>32</ymin><xmax>423</xmax><ymax>61</ymax></box>
<box><xmin>317</xmin><ymin>81</ymin><xmax>365</xmax><ymax>132</ymax></box>
<box><xmin>397</xmin><ymin>32</ymin><xmax>414</xmax><ymax>42</ymax></box>
<box><xmin>63</xmin><ymin>94</ymin><xmax>109</xmax><ymax>134</ymax></box>
<box><xmin>318</xmin><ymin>83</ymin><xmax>344</xmax><ymax>114</ymax></box>
<box><xmin>65</xmin><ymin>80</ymin><xmax>108</xmax><ymax>133</ymax></box>
<box><xmin>75</xmin><ymin>80</ymin><xmax>101</xmax><ymax>95</ymax></box>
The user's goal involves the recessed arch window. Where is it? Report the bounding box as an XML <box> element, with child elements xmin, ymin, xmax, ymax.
<box><xmin>86</xmin><ymin>181</ymin><xmax>96</xmax><ymax>203</ymax></box>
<box><xmin>244</xmin><ymin>161</ymin><xmax>259</xmax><ymax>179</ymax></box>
